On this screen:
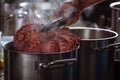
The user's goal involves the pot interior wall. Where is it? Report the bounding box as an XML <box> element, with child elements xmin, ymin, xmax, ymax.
<box><xmin>70</xmin><ymin>27</ymin><xmax>117</xmax><ymax>40</ymax></box>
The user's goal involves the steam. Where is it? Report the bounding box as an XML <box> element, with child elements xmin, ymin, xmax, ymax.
<box><xmin>19</xmin><ymin>0</ymin><xmax>65</xmax><ymax>25</ymax></box>
<box><xmin>6</xmin><ymin>0</ymin><xmax>73</xmax><ymax>30</ymax></box>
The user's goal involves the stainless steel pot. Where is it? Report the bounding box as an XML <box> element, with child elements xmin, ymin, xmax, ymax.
<box><xmin>3</xmin><ymin>42</ymin><xmax>79</xmax><ymax>80</ymax></box>
<box><xmin>70</xmin><ymin>27</ymin><xmax>120</xmax><ymax>80</ymax></box>
<box><xmin>0</xmin><ymin>0</ymin><xmax>5</xmax><ymax>33</ymax></box>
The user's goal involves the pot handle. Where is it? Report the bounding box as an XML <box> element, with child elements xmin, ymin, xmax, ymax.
<box><xmin>94</xmin><ymin>42</ymin><xmax>120</xmax><ymax>52</ymax></box>
<box><xmin>35</xmin><ymin>58</ymin><xmax>77</xmax><ymax>71</ymax></box>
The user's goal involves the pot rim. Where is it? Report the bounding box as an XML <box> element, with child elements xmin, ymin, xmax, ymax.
<box><xmin>110</xmin><ymin>1</ymin><xmax>120</xmax><ymax>10</ymax></box>
<box><xmin>70</xmin><ymin>27</ymin><xmax>118</xmax><ymax>41</ymax></box>
<box><xmin>3</xmin><ymin>41</ymin><xmax>80</xmax><ymax>55</ymax></box>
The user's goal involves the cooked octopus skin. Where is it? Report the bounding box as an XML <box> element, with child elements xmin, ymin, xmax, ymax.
<box><xmin>13</xmin><ymin>22</ymin><xmax>80</xmax><ymax>53</ymax></box>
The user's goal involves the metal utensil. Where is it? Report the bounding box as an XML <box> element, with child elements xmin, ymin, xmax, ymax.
<box><xmin>39</xmin><ymin>17</ymin><xmax>68</xmax><ymax>32</ymax></box>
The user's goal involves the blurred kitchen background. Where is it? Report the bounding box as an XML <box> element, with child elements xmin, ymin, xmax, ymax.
<box><xmin>0</xmin><ymin>0</ymin><xmax>118</xmax><ymax>36</ymax></box>
<box><xmin>0</xmin><ymin>0</ymin><xmax>120</xmax><ymax>80</ymax></box>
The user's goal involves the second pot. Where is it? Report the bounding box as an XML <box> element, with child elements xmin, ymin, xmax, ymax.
<box><xmin>70</xmin><ymin>27</ymin><xmax>120</xmax><ymax>80</ymax></box>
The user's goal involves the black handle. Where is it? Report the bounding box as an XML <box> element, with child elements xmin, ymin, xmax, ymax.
<box><xmin>35</xmin><ymin>58</ymin><xmax>77</xmax><ymax>71</ymax></box>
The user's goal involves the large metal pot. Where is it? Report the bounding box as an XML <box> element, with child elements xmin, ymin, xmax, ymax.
<box><xmin>0</xmin><ymin>0</ymin><xmax>5</xmax><ymax>32</ymax></box>
<box><xmin>70</xmin><ymin>27</ymin><xmax>120</xmax><ymax>80</ymax></box>
<box><xmin>3</xmin><ymin>42</ymin><xmax>79</xmax><ymax>80</ymax></box>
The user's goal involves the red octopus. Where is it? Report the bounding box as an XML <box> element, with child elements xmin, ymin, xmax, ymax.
<box><xmin>13</xmin><ymin>22</ymin><xmax>80</xmax><ymax>53</ymax></box>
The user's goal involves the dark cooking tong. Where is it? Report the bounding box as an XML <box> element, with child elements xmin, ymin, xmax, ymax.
<box><xmin>40</xmin><ymin>17</ymin><xmax>68</xmax><ymax>32</ymax></box>
<box><xmin>39</xmin><ymin>8</ymin><xmax>76</xmax><ymax>32</ymax></box>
